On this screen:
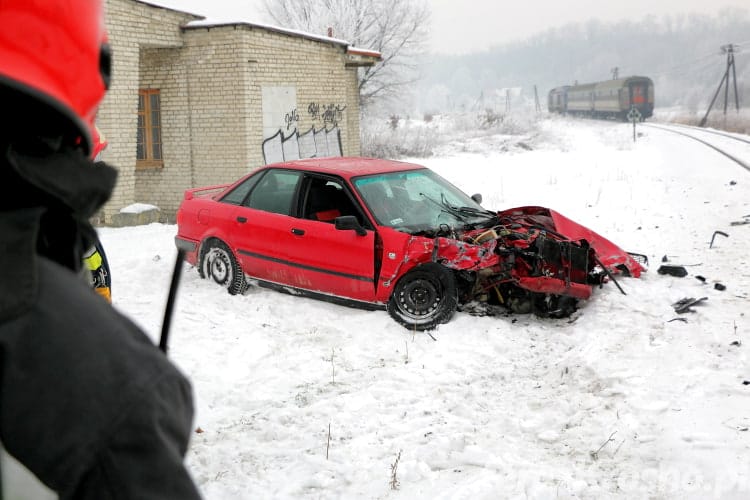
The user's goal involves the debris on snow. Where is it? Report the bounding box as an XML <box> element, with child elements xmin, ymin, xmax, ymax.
<box><xmin>658</xmin><ymin>265</ymin><xmax>688</xmax><ymax>277</ymax></box>
<box><xmin>709</xmin><ymin>230</ymin><xmax>729</xmax><ymax>248</ymax></box>
<box><xmin>672</xmin><ymin>296</ymin><xmax>708</xmax><ymax>314</ymax></box>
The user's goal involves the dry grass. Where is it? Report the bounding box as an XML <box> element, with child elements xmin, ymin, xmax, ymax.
<box><xmin>665</xmin><ymin>109</ymin><xmax>750</xmax><ymax>135</ymax></box>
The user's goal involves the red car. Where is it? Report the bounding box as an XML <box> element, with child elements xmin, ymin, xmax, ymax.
<box><xmin>175</xmin><ymin>157</ymin><xmax>644</xmax><ymax>330</ymax></box>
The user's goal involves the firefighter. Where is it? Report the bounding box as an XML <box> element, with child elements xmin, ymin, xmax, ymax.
<box><xmin>84</xmin><ymin>125</ymin><xmax>113</xmax><ymax>302</ymax></box>
<box><xmin>83</xmin><ymin>240</ymin><xmax>112</xmax><ymax>302</ymax></box>
<box><xmin>0</xmin><ymin>1</ymin><xmax>201</xmax><ymax>498</ymax></box>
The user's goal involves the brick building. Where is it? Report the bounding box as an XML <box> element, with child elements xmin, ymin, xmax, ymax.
<box><xmin>98</xmin><ymin>0</ymin><xmax>379</xmax><ymax>225</ymax></box>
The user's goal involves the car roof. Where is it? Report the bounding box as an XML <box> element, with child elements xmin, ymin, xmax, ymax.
<box><xmin>262</xmin><ymin>156</ymin><xmax>425</xmax><ymax>179</ymax></box>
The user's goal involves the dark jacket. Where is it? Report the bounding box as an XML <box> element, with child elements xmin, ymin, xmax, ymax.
<box><xmin>0</xmin><ymin>146</ymin><xmax>201</xmax><ymax>499</ymax></box>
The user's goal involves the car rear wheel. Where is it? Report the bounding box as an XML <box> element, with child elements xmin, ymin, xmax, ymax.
<box><xmin>388</xmin><ymin>263</ymin><xmax>458</xmax><ymax>330</ymax></box>
<box><xmin>199</xmin><ymin>239</ymin><xmax>247</xmax><ymax>295</ymax></box>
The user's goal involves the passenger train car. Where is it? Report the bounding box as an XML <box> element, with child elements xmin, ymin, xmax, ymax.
<box><xmin>548</xmin><ymin>76</ymin><xmax>654</xmax><ymax>121</ymax></box>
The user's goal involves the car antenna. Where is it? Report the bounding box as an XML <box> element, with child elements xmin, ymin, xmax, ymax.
<box><xmin>159</xmin><ymin>248</ymin><xmax>186</xmax><ymax>354</ymax></box>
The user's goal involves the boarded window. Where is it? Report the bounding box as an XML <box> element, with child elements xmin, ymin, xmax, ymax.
<box><xmin>137</xmin><ymin>89</ymin><xmax>163</xmax><ymax>169</ymax></box>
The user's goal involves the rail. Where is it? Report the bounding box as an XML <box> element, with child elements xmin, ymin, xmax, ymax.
<box><xmin>641</xmin><ymin>123</ymin><xmax>750</xmax><ymax>172</ymax></box>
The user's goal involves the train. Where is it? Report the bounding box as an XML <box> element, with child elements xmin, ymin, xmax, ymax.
<box><xmin>548</xmin><ymin>76</ymin><xmax>654</xmax><ymax>121</ymax></box>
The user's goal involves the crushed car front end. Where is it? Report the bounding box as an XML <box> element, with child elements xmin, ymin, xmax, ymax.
<box><xmin>352</xmin><ymin>168</ymin><xmax>644</xmax><ymax>322</ymax></box>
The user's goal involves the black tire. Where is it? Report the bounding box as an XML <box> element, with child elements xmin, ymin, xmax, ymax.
<box><xmin>387</xmin><ymin>263</ymin><xmax>458</xmax><ymax>330</ymax></box>
<box><xmin>198</xmin><ymin>239</ymin><xmax>247</xmax><ymax>295</ymax></box>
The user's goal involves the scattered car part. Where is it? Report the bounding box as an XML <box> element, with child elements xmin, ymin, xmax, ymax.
<box><xmin>672</xmin><ymin>297</ymin><xmax>708</xmax><ymax>314</ymax></box>
<box><xmin>709</xmin><ymin>230</ymin><xmax>729</xmax><ymax>248</ymax></box>
<box><xmin>658</xmin><ymin>265</ymin><xmax>688</xmax><ymax>277</ymax></box>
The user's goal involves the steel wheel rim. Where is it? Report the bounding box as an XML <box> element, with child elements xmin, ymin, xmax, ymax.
<box><xmin>397</xmin><ymin>278</ymin><xmax>442</xmax><ymax>318</ymax></box>
<box><xmin>206</xmin><ymin>248</ymin><xmax>231</xmax><ymax>285</ymax></box>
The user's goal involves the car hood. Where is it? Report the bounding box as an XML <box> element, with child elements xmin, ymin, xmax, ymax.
<box><xmin>495</xmin><ymin>206</ymin><xmax>645</xmax><ymax>277</ymax></box>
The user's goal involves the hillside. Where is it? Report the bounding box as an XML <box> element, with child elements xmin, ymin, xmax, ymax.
<box><xmin>416</xmin><ymin>8</ymin><xmax>750</xmax><ymax>114</ymax></box>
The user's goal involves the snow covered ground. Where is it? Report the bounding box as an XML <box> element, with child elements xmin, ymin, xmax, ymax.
<box><xmin>99</xmin><ymin>117</ymin><xmax>750</xmax><ymax>499</ymax></box>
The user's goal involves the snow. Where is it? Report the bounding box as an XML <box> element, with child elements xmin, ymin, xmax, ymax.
<box><xmin>119</xmin><ymin>202</ymin><xmax>159</xmax><ymax>214</ymax></box>
<box><xmin>98</xmin><ymin>117</ymin><xmax>750</xmax><ymax>499</ymax></box>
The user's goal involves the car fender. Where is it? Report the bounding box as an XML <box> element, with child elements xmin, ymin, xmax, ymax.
<box><xmin>177</xmin><ymin>206</ymin><xmax>237</xmax><ymax>266</ymax></box>
<box><xmin>375</xmin><ymin>233</ymin><xmax>499</xmax><ymax>302</ymax></box>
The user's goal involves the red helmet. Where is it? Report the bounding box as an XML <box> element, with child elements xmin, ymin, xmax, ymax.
<box><xmin>91</xmin><ymin>124</ymin><xmax>108</xmax><ymax>159</ymax></box>
<box><xmin>0</xmin><ymin>0</ymin><xmax>111</xmax><ymax>155</ymax></box>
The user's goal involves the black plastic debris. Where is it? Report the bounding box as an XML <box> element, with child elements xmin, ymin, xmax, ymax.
<box><xmin>730</xmin><ymin>341</ymin><xmax>741</xmax><ymax>347</ymax></box>
<box><xmin>667</xmin><ymin>317</ymin><xmax>688</xmax><ymax>323</ymax></box>
<box><xmin>695</xmin><ymin>275</ymin><xmax>706</xmax><ymax>283</ymax></box>
<box><xmin>661</xmin><ymin>255</ymin><xmax>668</xmax><ymax>262</ymax></box>
<box><xmin>672</xmin><ymin>297</ymin><xmax>708</xmax><ymax>314</ymax></box>
<box><xmin>743</xmin><ymin>381</ymin><xmax>750</xmax><ymax>386</ymax></box>
<box><xmin>709</xmin><ymin>231</ymin><xmax>729</xmax><ymax>249</ymax></box>
<box><xmin>714</xmin><ymin>283</ymin><xmax>727</xmax><ymax>291</ymax></box>
<box><xmin>658</xmin><ymin>265</ymin><xmax>688</xmax><ymax>277</ymax></box>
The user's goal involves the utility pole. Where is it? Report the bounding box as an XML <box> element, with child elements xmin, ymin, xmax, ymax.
<box><xmin>699</xmin><ymin>43</ymin><xmax>741</xmax><ymax>127</ymax></box>
<box><xmin>611</xmin><ymin>67</ymin><xmax>619</xmax><ymax>80</ymax></box>
<box><xmin>533</xmin><ymin>85</ymin><xmax>541</xmax><ymax>113</ymax></box>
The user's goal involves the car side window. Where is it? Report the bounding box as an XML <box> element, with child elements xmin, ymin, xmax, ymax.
<box><xmin>302</xmin><ymin>177</ymin><xmax>367</xmax><ymax>227</ymax></box>
<box><xmin>244</xmin><ymin>170</ymin><xmax>301</xmax><ymax>216</ymax></box>
<box><xmin>220</xmin><ymin>172</ymin><xmax>261</xmax><ymax>205</ymax></box>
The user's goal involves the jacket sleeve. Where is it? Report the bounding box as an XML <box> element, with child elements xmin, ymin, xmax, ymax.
<box><xmin>68</xmin><ymin>369</ymin><xmax>201</xmax><ymax>500</ymax></box>
<box><xmin>0</xmin><ymin>256</ymin><xmax>202</xmax><ymax>500</ymax></box>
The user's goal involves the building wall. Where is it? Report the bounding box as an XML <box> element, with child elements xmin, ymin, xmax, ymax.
<box><xmin>233</xmin><ymin>26</ymin><xmax>362</xmax><ymax>160</ymax></box>
<box><xmin>181</xmin><ymin>30</ymin><xmax>254</xmax><ymax>190</ymax></box>
<box><xmin>100</xmin><ymin>0</ymin><xmax>368</xmax><ymax>224</ymax></box>
<box><xmin>101</xmin><ymin>0</ymin><xmax>197</xmax><ymax>223</ymax></box>
<box><xmin>134</xmin><ymin>47</ymin><xmax>193</xmax><ymax>216</ymax></box>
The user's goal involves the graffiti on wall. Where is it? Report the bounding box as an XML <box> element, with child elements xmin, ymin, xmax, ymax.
<box><xmin>307</xmin><ymin>103</ymin><xmax>347</xmax><ymax>127</ymax></box>
<box><xmin>262</xmin><ymin>126</ymin><xmax>343</xmax><ymax>165</ymax></box>
<box><xmin>260</xmin><ymin>88</ymin><xmax>347</xmax><ymax>164</ymax></box>
<box><xmin>284</xmin><ymin>108</ymin><xmax>299</xmax><ymax>131</ymax></box>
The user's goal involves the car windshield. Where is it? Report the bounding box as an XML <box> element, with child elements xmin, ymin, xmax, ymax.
<box><xmin>353</xmin><ymin>168</ymin><xmax>495</xmax><ymax>234</ymax></box>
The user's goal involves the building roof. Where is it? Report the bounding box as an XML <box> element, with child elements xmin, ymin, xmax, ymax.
<box><xmin>132</xmin><ymin>0</ymin><xmax>381</xmax><ymax>59</ymax></box>
<box><xmin>133</xmin><ymin>0</ymin><xmax>204</xmax><ymax>19</ymax></box>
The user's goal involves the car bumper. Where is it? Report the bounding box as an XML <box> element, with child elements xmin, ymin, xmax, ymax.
<box><xmin>175</xmin><ymin>236</ymin><xmax>199</xmax><ymax>265</ymax></box>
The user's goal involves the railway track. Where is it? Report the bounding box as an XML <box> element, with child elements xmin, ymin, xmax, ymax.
<box><xmin>642</xmin><ymin>122</ymin><xmax>750</xmax><ymax>172</ymax></box>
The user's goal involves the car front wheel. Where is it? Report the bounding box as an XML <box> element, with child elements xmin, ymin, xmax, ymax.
<box><xmin>199</xmin><ymin>239</ymin><xmax>247</xmax><ymax>295</ymax></box>
<box><xmin>388</xmin><ymin>263</ymin><xmax>458</xmax><ymax>330</ymax></box>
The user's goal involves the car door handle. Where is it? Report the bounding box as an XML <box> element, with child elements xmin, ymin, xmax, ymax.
<box><xmin>291</xmin><ymin>228</ymin><xmax>305</xmax><ymax>236</ymax></box>
<box><xmin>237</xmin><ymin>216</ymin><xmax>247</xmax><ymax>223</ymax></box>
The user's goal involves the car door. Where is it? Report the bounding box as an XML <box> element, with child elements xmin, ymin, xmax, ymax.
<box><xmin>281</xmin><ymin>175</ymin><xmax>377</xmax><ymax>302</ymax></box>
<box><xmin>228</xmin><ymin>169</ymin><xmax>303</xmax><ymax>283</ymax></box>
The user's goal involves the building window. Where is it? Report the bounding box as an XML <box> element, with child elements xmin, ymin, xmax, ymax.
<box><xmin>137</xmin><ymin>89</ymin><xmax>163</xmax><ymax>168</ymax></box>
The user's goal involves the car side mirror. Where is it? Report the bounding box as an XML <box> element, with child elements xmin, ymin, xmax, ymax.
<box><xmin>471</xmin><ymin>193</ymin><xmax>483</xmax><ymax>205</ymax></box>
<box><xmin>335</xmin><ymin>215</ymin><xmax>367</xmax><ymax>236</ymax></box>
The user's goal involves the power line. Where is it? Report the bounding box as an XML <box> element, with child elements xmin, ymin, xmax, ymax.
<box><xmin>700</xmin><ymin>43</ymin><xmax>741</xmax><ymax>127</ymax></box>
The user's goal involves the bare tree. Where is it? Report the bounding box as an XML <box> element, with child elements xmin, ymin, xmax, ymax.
<box><xmin>263</xmin><ymin>0</ymin><xmax>430</xmax><ymax>106</ymax></box>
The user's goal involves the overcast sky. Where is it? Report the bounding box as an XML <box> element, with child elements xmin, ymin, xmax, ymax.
<box><xmin>149</xmin><ymin>0</ymin><xmax>749</xmax><ymax>54</ymax></box>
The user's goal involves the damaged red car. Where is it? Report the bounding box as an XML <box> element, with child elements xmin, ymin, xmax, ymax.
<box><xmin>175</xmin><ymin>157</ymin><xmax>644</xmax><ymax>330</ymax></box>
